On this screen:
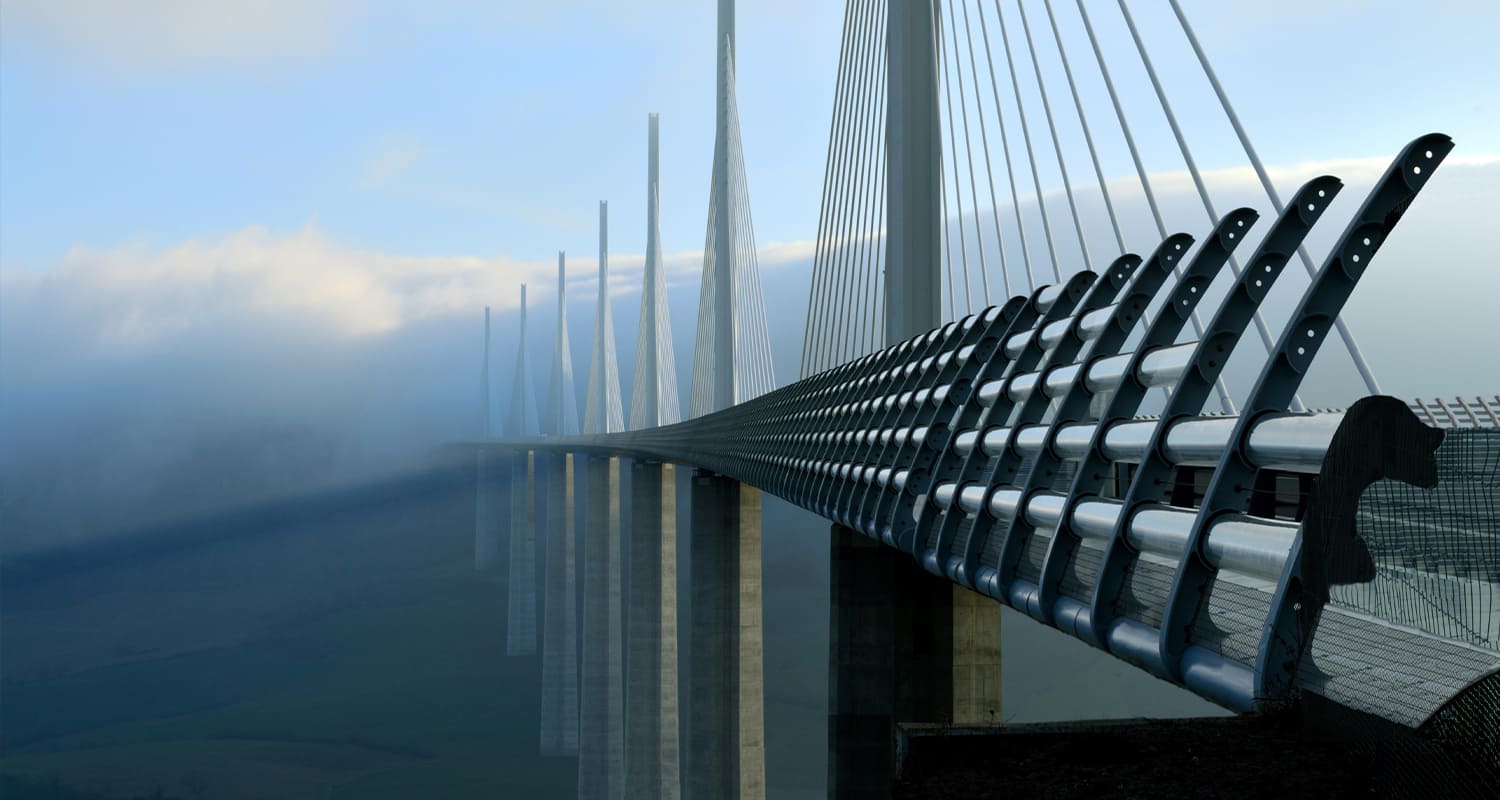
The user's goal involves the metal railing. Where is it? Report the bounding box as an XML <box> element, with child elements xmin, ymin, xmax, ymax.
<box><xmin>502</xmin><ymin>134</ymin><xmax>1500</xmax><ymax>723</ymax></box>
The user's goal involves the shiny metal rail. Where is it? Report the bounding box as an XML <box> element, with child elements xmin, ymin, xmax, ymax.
<box><xmin>501</xmin><ymin>135</ymin><xmax>1499</xmax><ymax>721</ymax></box>
<box><xmin>1412</xmin><ymin>395</ymin><xmax>1500</xmax><ymax>428</ymax></box>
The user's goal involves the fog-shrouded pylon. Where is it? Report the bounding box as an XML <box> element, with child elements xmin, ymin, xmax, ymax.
<box><xmin>630</xmin><ymin>113</ymin><xmax>682</xmax><ymax>429</ymax></box>
<box><xmin>547</xmin><ymin>252</ymin><xmax>581</xmax><ymax>437</ymax></box>
<box><xmin>580</xmin><ymin>202</ymin><xmax>627</xmax><ymax>796</ymax></box>
<box><xmin>480</xmin><ymin>306</ymin><xmax>495</xmax><ymax>437</ymax></box>
<box><xmin>624</xmin><ymin>112</ymin><xmax>683</xmax><ymax>800</ymax></box>
<box><xmin>473</xmin><ymin>306</ymin><xmax>500</xmax><ymax>571</ymax></box>
<box><xmin>506</xmin><ymin>284</ymin><xmax>540</xmax><ymax>656</ymax></box>
<box><xmin>584</xmin><ymin>202</ymin><xmax>625</xmax><ymax>434</ymax></box>
<box><xmin>506</xmin><ymin>288</ymin><xmax>540</xmax><ymax>438</ymax></box>
<box><xmin>685</xmin><ymin>5</ymin><xmax>767</xmax><ymax>798</ymax></box>
<box><xmin>539</xmin><ymin>258</ymin><xmax>581</xmax><ymax>750</ymax></box>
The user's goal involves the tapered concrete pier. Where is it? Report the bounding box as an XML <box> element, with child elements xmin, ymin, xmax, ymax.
<box><xmin>507</xmin><ymin>450</ymin><xmax>537</xmax><ymax>655</ymax></box>
<box><xmin>624</xmin><ymin>111</ymin><xmax>683</xmax><ymax>798</ymax></box>
<box><xmin>538</xmin><ymin>246</ymin><xmax>581</xmax><ymax>752</ymax></box>
<box><xmin>828</xmin><ymin>524</ymin><xmax>1002</xmax><ymax>795</ymax></box>
<box><xmin>475</xmin><ymin>307</ymin><xmax>500</xmax><ymax>571</ymax></box>
<box><xmin>540</xmin><ymin>451</ymin><xmax>579</xmax><ymax>756</ymax></box>
<box><xmin>687</xmin><ymin>470</ymin><xmax>765</xmax><ymax>800</ymax></box>
<box><xmin>506</xmin><ymin>285</ymin><xmax>541</xmax><ymax>654</ymax></box>
<box><xmin>626</xmin><ymin>460</ymin><xmax>680</xmax><ymax>799</ymax></box>
<box><xmin>827</xmin><ymin>1</ymin><xmax>1003</xmax><ymax>791</ymax></box>
<box><xmin>579</xmin><ymin>456</ymin><xmax>625</xmax><ymax>797</ymax></box>
<box><xmin>475</xmin><ymin>449</ymin><xmax>500</xmax><ymax>571</ymax></box>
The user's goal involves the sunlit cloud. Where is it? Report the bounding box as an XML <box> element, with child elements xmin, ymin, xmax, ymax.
<box><xmin>359</xmin><ymin>135</ymin><xmax>432</xmax><ymax>188</ymax></box>
<box><xmin>0</xmin><ymin>0</ymin><xmax>353</xmax><ymax>72</ymax></box>
<box><xmin>0</xmin><ymin>221</ymin><xmax>551</xmax><ymax>361</ymax></box>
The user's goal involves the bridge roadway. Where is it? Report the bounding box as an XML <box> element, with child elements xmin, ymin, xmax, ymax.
<box><xmin>499</xmin><ymin>133</ymin><xmax>1500</xmax><ymax>729</ymax></box>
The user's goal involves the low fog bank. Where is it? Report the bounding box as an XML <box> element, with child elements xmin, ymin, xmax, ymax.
<box><xmin>3</xmin><ymin>155</ymin><xmax>1496</xmax><ymax>561</ymax></box>
<box><xmin>0</xmin><ymin>313</ymin><xmax>490</xmax><ymax>558</ymax></box>
<box><xmin>0</xmin><ymin>237</ymin><xmax>818</xmax><ymax>561</ymax></box>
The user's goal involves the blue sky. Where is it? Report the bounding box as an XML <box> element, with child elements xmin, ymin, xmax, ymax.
<box><xmin>3</xmin><ymin>0</ymin><xmax>1496</xmax><ymax>273</ymax></box>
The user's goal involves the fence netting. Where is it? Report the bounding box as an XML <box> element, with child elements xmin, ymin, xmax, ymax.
<box><xmin>1333</xmin><ymin>428</ymin><xmax>1500</xmax><ymax>651</ymax></box>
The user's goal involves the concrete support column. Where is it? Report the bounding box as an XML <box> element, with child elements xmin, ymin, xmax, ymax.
<box><xmin>508</xmin><ymin>450</ymin><xmax>538</xmax><ymax>655</ymax></box>
<box><xmin>580</xmin><ymin>456</ymin><xmax>625</xmax><ymax>797</ymax></box>
<box><xmin>884</xmin><ymin>0</ymin><xmax>941</xmax><ymax>338</ymax></box>
<box><xmin>626</xmin><ymin>461</ymin><xmax>681</xmax><ymax>799</ymax></box>
<box><xmin>827</xmin><ymin>525</ymin><xmax>900</xmax><ymax>798</ymax></box>
<box><xmin>712</xmin><ymin>0</ymin><xmax>736</xmax><ymax>413</ymax></box>
<box><xmin>828</xmin><ymin>524</ymin><xmax>1002</xmax><ymax>796</ymax></box>
<box><xmin>687</xmin><ymin>470</ymin><xmax>765</xmax><ymax>800</ymax></box>
<box><xmin>951</xmin><ymin>584</ymin><xmax>1003</xmax><ymax>727</ymax></box>
<box><xmin>540</xmin><ymin>452</ymin><xmax>579</xmax><ymax>755</ymax></box>
<box><xmin>475</xmin><ymin>448</ymin><xmax>500</xmax><ymax>570</ymax></box>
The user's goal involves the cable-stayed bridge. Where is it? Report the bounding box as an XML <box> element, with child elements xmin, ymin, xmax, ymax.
<box><xmin>471</xmin><ymin>1</ymin><xmax>1500</xmax><ymax>796</ymax></box>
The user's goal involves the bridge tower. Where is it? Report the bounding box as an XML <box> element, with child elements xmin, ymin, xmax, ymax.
<box><xmin>625</xmin><ymin>113</ymin><xmax>682</xmax><ymax>799</ymax></box>
<box><xmin>686</xmin><ymin>1</ymin><xmax>770</xmax><ymax>797</ymax></box>
<box><xmin>474</xmin><ymin>307</ymin><xmax>500</xmax><ymax>571</ymax></box>
<box><xmin>828</xmin><ymin>2</ymin><xmax>1003</xmax><ymax>794</ymax></box>
<box><xmin>579</xmin><ymin>204</ymin><xmax>627</xmax><ymax>797</ymax></box>
<box><xmin>539</xmin><ymin>256</ymin><xmax>581</xmax><ymax>755</ymax></box>
<box><xmin>506</xmin><ymin>287</ymin><xmax>540</xmax><ymax>658</ymax></box>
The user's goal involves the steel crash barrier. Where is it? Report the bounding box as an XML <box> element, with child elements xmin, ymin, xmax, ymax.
<box><xmin>508</xmin><ymin>134</ymin><xmax>1499</xmax><ymax>728</ymax></box>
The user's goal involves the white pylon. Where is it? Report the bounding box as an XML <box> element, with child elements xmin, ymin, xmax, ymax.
<box><xmin>689</xmin><ymin>24</ymin><xmax>776</xmax><ymax>417</ymax></box>
<box><xmin>584</xmin><ymin>202</ymin><xmax>625</xmax><ymax>434</ymax></box>
<box><xmin>547</xmin><ymin>253</ymin><xmax>580</xmax><ymax>436</ymax></box>
<box><xmin>630</xmin><ymin>113</ymin><xmax>682</xmax><ymax>430</ymax></box>
<box><xmin>507</xmin><ymin>287</ymin><xmax>540</xmax><ymax>437</ymax></box>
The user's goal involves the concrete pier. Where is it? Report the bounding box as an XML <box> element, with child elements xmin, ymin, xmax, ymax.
<box><xmin>825</xmin><ymin>0</ymin><xmax>1003</xmax><ymax>790</ymax></box>
<box><xmin>951</xmin><ymin>583</ymin><xmax>1002</xmax><ymax>727</ymax></box>
<box><xmin>579</xmin><ymin>456</ymin><xmax>625</xmax><ymax>797</ymax></box>
<box><xmin>540</xmin><ymin>452</ymin><xmax>579</xmax><ymax>755</ymax></box>
<box><xmin>474</xmin><ymin>448</ymin><xmax>500</xmax><ymax>571</ymax></box>
<box><xmin>625</xmin><ymin>461</ymin><xmax>680</xmax><ymax>799</ymax></box>
<box><xmin>687</xmin><ymin>470</ymin><xmax>765</xmax><ymax>800</ymax></box>
<box><xmin>507</xmin><ymin>450</ymin><xmax>538</xmax><ymax>656</ymax></box>
<box><xmin>475</xmin><ymin>305</ymin><xmax>500</xmax><ymax>572</ymax></box>
<box><xmin>828</xmin><ymin>524</ymin><xmax>1001</xmax><ymax>796</ymax></box>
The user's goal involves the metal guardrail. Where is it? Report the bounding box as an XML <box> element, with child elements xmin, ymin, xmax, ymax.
<box><xmin>1412</xmin><ymin>396</ymin><xmax>1500</xmax><ymax>428</ymax></box>
<box><xmin>500</xmin><ymin>134</ymin><xmax>1500</xmax><ymax>721</ymax></box>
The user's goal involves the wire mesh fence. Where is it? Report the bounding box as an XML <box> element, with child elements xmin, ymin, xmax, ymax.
<box><xmin>1331</xmin><ymin>428</ymin><xmax>1500</xmax><ymax>651</ymax></box>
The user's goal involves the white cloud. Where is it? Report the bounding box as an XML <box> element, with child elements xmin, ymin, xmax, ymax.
<box><xmin>1108</xmin><ymin>153</ymin><xmax>1500</xmax><ymax>203</ymax></box>
<box><xmin>360</xmin><ymin>135</ymin><xmax>431</xmax><ymax>188</ymax></box>
<box><xmin>0</xmin><ymin>221</ymin><xmax>551</xmax><ymax>366</ymax></box>
<box><xmin>0</xmin><ymin>220</ymin><xmax>818</xmax><ymax>373</ymax></box>
<box><xmin>5</xmin><ymin>154</ymin><xmax>1496</xmax><ymax>403</ymax></box>
<box><xmin>0</xmin><ymin>0</ymin><xmax>351</xmax><ymax>71</ymax></box>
